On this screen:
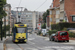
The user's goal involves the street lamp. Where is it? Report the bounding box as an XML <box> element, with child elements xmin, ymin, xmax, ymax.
<box><xmin>12</xmin><ymin>18</ymin><xmax>14</xmax><ymax>26</ymax></box>
<box><xmin>0</xmin><ymin>19</ymin><xmax>3</xmax><ymax>40</ymax></box>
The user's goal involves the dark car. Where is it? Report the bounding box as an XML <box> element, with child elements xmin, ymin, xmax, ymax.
<box><xmin>49</xmin><ymin>34</ymin><xmax>56</xmax><ymax>41</ymax></box>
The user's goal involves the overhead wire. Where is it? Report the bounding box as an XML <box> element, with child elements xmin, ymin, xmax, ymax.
<box><xmin>34</xmin><ymin>0</ymin><xmax>47</xmax><ymax>11</ymax></box>
<box><xmin>18</xmin><ymin>0</ymin><xmax>22</xmax><ymax>7</ymax></box>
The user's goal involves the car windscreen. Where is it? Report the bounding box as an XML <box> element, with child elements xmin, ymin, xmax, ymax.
<box><xmin>16</xmin><ymin>27</ymin><xmax>26</xmax><ymax>33</ymax></box>
<box><xmin>60</xmin><ymin>32</ymin><xmax>67</xmax><ymax>36</ymax></box>
<box><xmin>52</xmin><ymin>34</ymin><xmax>55</xmax><ymax>36</ymax></box>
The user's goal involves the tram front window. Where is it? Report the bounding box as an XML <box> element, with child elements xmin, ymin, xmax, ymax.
<box><xmin>16</xmin><ymin>28</ymin><xmax>26</xmax><ymax>33</ymax></box>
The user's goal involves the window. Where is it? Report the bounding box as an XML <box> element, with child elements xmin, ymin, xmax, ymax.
<box><xmin>56</xmin><ymin>19</ymin><xmax>59</xmax><ymax>23</ymax></box>
<box><xmin>56</xmin><ymin>10</ymin><xmax>60</xmax><ymax>14</ymax></box>
<box><xmin>50</xmin><ymin>11</ymin><xmax>52</xmax><ymax>15</ymax></box>
<box><xmin>26</xmin><ymin>15</ymin><xmax>28</xmax><ymax>17</ymax></box>
<box><xmin>60</xmin><ymin>0</ymin><xmax>63</xmax><ymax>2</ymax></box>
<box><xmin>72</xmin><ymin>16</ymin><xmax>75</xmax><ymax>21</ymax></box>
<box><xmin>60</xmin><ymin>32</ymin><xmax>67</xmax><ymax>36</ymax></box>
<box><xmin>65</xmin><ymin>16</ymin><xmax>67</xmax><ymax>22</ymax></box>
<box><xmin>50</xmin><ymin>18</ymin><xmax>52</xmax><ymax>22</ymax></box>
<box><xmin>16</xmin><ymin>27</ymin><xmax>26</xmax><ymax>33</ymax></box>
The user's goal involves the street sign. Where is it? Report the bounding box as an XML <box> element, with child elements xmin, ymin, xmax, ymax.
<box><xmin>37</xmin><ymin>23</ymin><xmax>41</xmax><ymax>30</ymax></box>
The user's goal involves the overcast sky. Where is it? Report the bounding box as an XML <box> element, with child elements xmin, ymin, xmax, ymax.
<box><xmin>7</xmin><ymin>0</ymin><xmax>52</xmax><ymax>12</ymax></box>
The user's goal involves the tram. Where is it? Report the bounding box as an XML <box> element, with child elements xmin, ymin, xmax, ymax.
<box><xmin>12</xmin><ymin>22</ymin><xmax>28</xmax><ymax>43</ymax></box>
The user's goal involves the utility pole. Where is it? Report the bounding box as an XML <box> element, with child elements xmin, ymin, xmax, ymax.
<box><xmin>4</xmin><ymin>16</ymin><xmax>6</xmax><ymax>38</ymax></box>
<box><xmin>15</xmin><ymin>7</ymin><xmax>23</xmax><ymax>22</ymax></box>
<box><xmin>0</xmin><ymin>19</ymin><xmax>2</xmax><ymax>40</ymax></box>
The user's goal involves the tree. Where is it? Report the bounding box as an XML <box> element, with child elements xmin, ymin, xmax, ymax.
<box><xmin>43</xmin><ymin>9</ymin><xmax>49</xmax><ymax>23</ymax></box>
<box><xmin>0</xmin><ymin>0</ymin><xmax>6</xmax><ymax>40</ymax></box>
<box><xmin>41</xmin><ymin>23</ymin><xmax>46</xmax><ymax>29</ymax></box>
<box><xmin>0</xmin><ymin>0</ymin><xmax>7</xmax><ymax>18</ymax></box>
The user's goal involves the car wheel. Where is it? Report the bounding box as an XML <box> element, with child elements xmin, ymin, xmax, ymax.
<box><xmin>67</xmin><ymin>40</ymin><xmax>69</xmax><ymax>42</ymax></box>
<box><xmin>49</xmin><ymin>38</ymin><xmax>51</xmax><ymax>41</ymax></box>
<box><xmin>52</xmin><ymin>39</ymin><xmax>54</xmax><ymax>41</ymax></box>
<box><xmin>63</xmin><ymin>41</ymin><xmax>65</xmax><ymax>42</ymax></box>
<box><xmin>49</xmin><ymin>39</ymin><xmax>51</xmax><ymax>41</ymax></box>
<box><xmin>54</xmin><ymin>39</ymin><xmax>56</xmax><ymax>42</ymax></box>
<box><xmin>57</xmin><ymin>39</ymin><xmax>60</xmax><ymax>42</ymax></box>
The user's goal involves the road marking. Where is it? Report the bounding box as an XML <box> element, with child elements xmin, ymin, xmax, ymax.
<box><xmin>7</xmin><ymin>48</ymin><xmax>22</xmax><ymax>50</ymax></box>
<box><xmin>28</xmin><ymin>41</ymin><xmax>35</xmax><ymax>44</ymax></box>
<box><xmin>24</xmin><ymin>48</ymin><xmax>38</xmax><ymax>50</ymax></box>
<box><xmin>28</xmin><ymin>38</ymin><xmax>35</xmax><ymax>40</ymax></box>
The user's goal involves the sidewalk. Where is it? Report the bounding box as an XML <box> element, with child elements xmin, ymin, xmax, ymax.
<box><xmin>0</xmin><ymin>36</ymin><xmax>9</xmax><ymax>50</ymax></box>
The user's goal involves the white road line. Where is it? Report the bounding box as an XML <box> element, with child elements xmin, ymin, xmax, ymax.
<box><xmin>7</xmin><ymin>48</ymin><xmax>22</xmax><ymax>50</ymax></box>
<box><xmin>28</xmin><ymin>38</ymin><xmax>35</xmax><ymax>40</ymax></box>
<box><xmin>28</xmin><ymin>41</ymin><xmax>35</xmax><ymax>44</ymax></box>
<box><xmin>24</xmin><ymin>48</ymin><xmax>38</xmax><ymax>50</ymax></box>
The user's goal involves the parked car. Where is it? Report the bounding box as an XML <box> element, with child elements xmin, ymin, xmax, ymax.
<box><xmin>54</xmin><ymin>31</ymin><xmax>69</xmax><ymax>42</ymax></box>
<box><xmin>49</xmin><ymin>33</ymin><xmax>56</xmax><ymax>41</ymax></box>
<box><xmin>67</xmin><ymin>28</ymin><xmax>75</xmax><ymax>31</ymax></box>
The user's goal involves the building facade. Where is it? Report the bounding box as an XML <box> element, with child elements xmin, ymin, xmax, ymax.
<box><xmin>49</xmin><ymin>0</ymin><xmax>75</xmax><ymax>25</ymax></box>
<box><xmin>3</xmin><ymin>4</ymin><xmax>11</xmax><ymax>34</ymax></box>
<box><xmin>16</xmin><ymin>8</ymin><xmax>39</xmax><ymax>32</ymax></box>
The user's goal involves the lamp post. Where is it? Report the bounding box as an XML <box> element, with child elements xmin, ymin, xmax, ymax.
<box><xmin>4</xmin><ymin>16</ymin><xmax>6</xmax><ymax>38</ymax></box>
<box><xmin>12</xmin><ymin>18</ymin><xmax>14</xmax><ymax>26</ymax></box>
<box><xmin>0</xmin><ymin>19</ymin><xmax>3</xmax><ymax>40</ymax></box>
<box><xmin>4</xmin><ymin>5</ymin><xmax>6</xmax><ymax>38</ymax></box>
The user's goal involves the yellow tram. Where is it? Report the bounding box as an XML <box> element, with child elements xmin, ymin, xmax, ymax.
<box><xmin>12</xmin><ymin>23</ymin><xmax>28</xmax><ymax>43</ymax></box>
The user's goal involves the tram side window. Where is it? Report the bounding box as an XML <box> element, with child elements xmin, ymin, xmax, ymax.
<box><xmin>16</xmin><ymin>27</ymin><xmax>18</xmax><ymax>33</ymax></box>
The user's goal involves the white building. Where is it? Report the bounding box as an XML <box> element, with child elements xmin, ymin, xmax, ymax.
<box><xmin>16</xmin><ymin>8</ymin><xmax>39</xmax><ymax>32</ymax></box>
<box><xmin>3</xmin><ymin>4</ymin><xmax>11</xmax><ymax>34</ymax></box>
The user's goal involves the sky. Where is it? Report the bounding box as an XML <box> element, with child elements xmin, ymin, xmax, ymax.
<box><xmin>7</xmin><ymin>0</ymin><xmax>52</xmax><ymax>12</ymax></box>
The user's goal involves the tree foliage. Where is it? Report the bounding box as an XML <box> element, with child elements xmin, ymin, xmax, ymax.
<box><xmin>0</xmin><ymin>0</ymin><xmax>7</xmax><ymax>19</ymax></box>
<box><xmin>43</xmin><ymin>9</ymin><xmax>49</xmax><ymax>23</ymax></box>
<box><xmin>41</xmin><ymin>23</ymin><xmax>46</xmax><ymax>29</ymax></box>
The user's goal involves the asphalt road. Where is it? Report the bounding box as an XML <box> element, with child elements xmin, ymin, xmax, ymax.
<box><xmin>5</xmin><ymin>33</ymin><xmax>75</xmax><ymax>50</ymax></box>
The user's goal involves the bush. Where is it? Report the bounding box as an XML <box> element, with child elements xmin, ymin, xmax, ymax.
<box><xmin>48</xmin><ymin>30</ymin><xmax>58</xmax><ymax>36</ymax></box>
<box><xmin>51</xmin><ymin>22</ymin><xmax>75</xmax><ymax>30</ymax></box>
<box><xmin>62</xmin><ymin>28</ymin><xmax>67</xmax><ymax>31</ymax></box>
<box><xmin>6</xmin><ymin>34</ymin><xmax>12</xmax><ymax>36</ymax></box>
<box><xmin>37</xmin><ymin>31</ymin><xmax>41</xmax><ymax>35</ymax></box>
<box><xmin>68</xmin><ymin>31</ymin><xmax>75</xmax><ymax>38</ymax></box>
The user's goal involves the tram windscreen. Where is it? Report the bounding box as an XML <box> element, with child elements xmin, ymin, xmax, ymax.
<box><xmin>16</xmin><ymin>28</ymin><xmax>26</xmax><ymax>33</ymax></box>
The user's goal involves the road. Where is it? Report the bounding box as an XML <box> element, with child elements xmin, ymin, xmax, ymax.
<box><xmin>5</xmin><ymin>33</ymin><xmax>75</xmax><ymax>50</ymax></box>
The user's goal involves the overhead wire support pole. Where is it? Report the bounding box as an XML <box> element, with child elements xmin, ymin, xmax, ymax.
<box><xmin>4</xmin><ymin>16</ymin><xmax>6</xmax><ymax>38</ymax></box>
<box><xmin>1</xmin><ymin>19</ymin><xmax>3</xmax><ymax>41</ymax></box>
<box><xmin>15</xmin><ymin>7</ymin><xmax>24</xmax><ymax>22</ymax></box>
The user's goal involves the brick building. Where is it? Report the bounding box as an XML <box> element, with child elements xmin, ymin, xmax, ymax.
<box><xmin>49</xmin><ymin>0</ymin><xmax>75</xmax><ymax>30</ymax></box>
<box><xmin>49</xmin><ymin>0</ymin><xmax>75</xmax><ymax>24</ymax></box>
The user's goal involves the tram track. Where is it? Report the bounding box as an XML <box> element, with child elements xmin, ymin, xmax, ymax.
<box><xmin>3</xmin><ymin>37</ymin><xmax>24</xmax><ymax>50</ymax></box>
<box><xmin>16</xmin><ymin>43</ymin><xmax>24</xmax><ymax>50</ymax></box>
